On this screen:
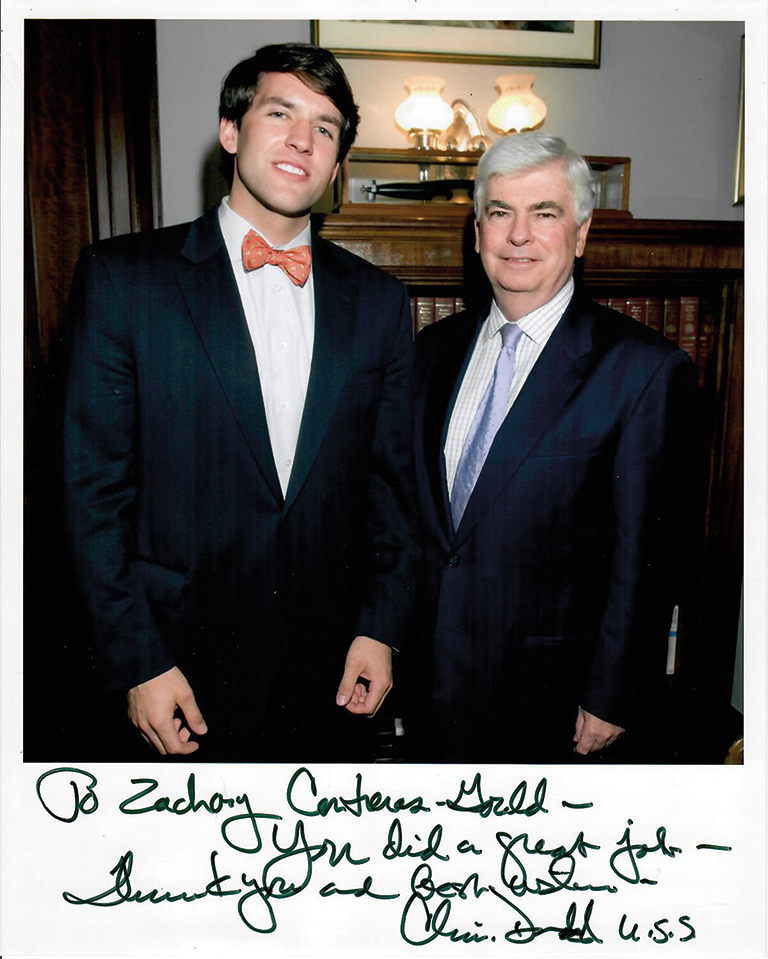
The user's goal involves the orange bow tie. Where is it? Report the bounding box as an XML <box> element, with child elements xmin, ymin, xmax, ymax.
<box><xmin>241</xmin><ymin>230</ymin><xmax>312</xmax><ymax>287</ymax></box>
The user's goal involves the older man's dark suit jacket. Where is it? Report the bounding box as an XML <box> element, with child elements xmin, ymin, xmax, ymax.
<box><xmin>61</xmin><ymin>207</ymin><xmax>417</xmax><ymax>760</ymax></box>
<box><xmin>409</xmin><ymin>293</ymin><xmax>698</xmax><ymax>762</ymax></box>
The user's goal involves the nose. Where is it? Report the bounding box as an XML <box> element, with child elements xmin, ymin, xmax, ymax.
<box><xmin>508</xmin><ymin>215</ymin><xmax>533</xmax><ymax>245</ymax></box>
<box><xmin>286</xmin><ymin>117</ymin><xmax>313</xmax><ymax>154</ymax></box>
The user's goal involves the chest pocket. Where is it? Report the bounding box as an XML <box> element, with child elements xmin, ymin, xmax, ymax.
<box><xmin>527</xmin><ymin>435</ymin><xmax>607</xmax><ymax>458</ymax></box>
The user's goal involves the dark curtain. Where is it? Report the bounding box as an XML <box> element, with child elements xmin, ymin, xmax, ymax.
<box><xmin>24</xmin><ymin>19</ymin><xmax>162</xmax><ymax>759</ymax></box>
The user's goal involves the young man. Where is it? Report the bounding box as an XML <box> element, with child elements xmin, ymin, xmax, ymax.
<box><xmin>409</xmin><ymin>133</ymin><xmax>698</xmax><ymax>763</ymax></box>
<box><xmin>62</xmin><ymin>43</ymin><xmax>417</xmax><ymax>761</ymax></box>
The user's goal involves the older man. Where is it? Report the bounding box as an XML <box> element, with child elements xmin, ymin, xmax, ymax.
<box><xmin>409</xmin><ymin>133</ymin><xmax>697</xmax><ymax>763</ymax></box>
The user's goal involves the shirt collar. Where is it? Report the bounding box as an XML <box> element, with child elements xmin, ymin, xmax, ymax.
<box><xmin>484</xmin><ymin>275</ymin><xmax>575</xmax><ymax>347</ymax></box>
<box><xmin>218</xmin><ymin>196</ymin><xmax>312</xmax><ymax>265</ymax></box>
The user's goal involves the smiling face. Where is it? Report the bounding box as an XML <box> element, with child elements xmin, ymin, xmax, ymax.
<box><xmin>475</xmin><ymin>161</ymin><xmax>591</xmax><ymax>321</ymax></box>
<box><xmin>219</xmin><ymin>71</ymin><xmax>342</xmax><ymax>244</ymax></box>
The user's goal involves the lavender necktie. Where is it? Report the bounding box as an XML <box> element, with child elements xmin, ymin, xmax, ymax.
<box><xmin>451</xmin><ymin>321</ymin><xmax>523</xmax><ymax>528</ymax></box>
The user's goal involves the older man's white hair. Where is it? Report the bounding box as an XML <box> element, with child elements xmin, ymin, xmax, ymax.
<box><xmin>473</xmin><ymin>132</ymin><xmax>595</xmax><ymax>226</ymax></box>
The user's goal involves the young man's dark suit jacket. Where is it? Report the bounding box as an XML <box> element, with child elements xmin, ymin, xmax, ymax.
<box><xmin>409</xmin><ymin>292</ymin><xmax>698</xmax><ymax>763</ymax></box>
<box><xmin>62</xmin><ymin>207</ymin><xmax>417</xmax><ymax>761</ymax></box>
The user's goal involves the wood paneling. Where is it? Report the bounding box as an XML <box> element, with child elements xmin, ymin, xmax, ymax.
<box><xmin>317</xmin><ymin>204</ymin><xmax>474</xmax><ymax>284</ymax></box>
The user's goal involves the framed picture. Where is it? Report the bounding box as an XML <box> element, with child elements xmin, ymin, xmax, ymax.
<box><xmin>312</xmin><ymin>20</ymin><xmax>601</xmax><ymax>68</ymax></box>
<box><xmin>733</xmin><ymin>34</ymin><xmax>744</xmax><ymax>205</ymax></box>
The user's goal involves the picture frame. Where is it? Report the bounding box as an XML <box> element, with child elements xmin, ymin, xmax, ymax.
<box><xmin>312</xmin><ymin>20</ymin><xmax>601</xmax><ymax>69</ymax></box>
<box><xmin>733</xmin><ymin>34</ymin><xmax>744</xmax><ymax>205</ymax></box>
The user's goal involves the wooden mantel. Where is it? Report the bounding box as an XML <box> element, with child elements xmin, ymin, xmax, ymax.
<box><xmin>315</xmin><ymin>204</ymin><xmax>744</xmax><ymax>287</ymax></box>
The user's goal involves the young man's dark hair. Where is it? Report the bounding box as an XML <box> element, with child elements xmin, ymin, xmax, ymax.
<box><xmin>219</xmin><ymin>42</ymin><xmax>360</xmax><ymax>162</ymax></box>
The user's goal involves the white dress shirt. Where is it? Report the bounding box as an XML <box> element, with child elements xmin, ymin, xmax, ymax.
<box><xmin>444</xmin><ymin>277</ymin><xmax>575</xmax><ymax>496</ymax></box>
<box><xmin>219</xmin><ymin>198</ymin><xmax>314</xmax><ymax>496</ymax></box>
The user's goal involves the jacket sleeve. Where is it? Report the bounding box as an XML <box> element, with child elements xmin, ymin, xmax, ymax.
<box><xmin>61</xmin><ymin>247</ymin><xmax>176</xmax><ymax>691</ymax></box>
<box><xmin>580</xmin><ymin>346</ymin><xmax>700</xmax><ymax>726</ymax></box>
<box><xmin>352</xmin><ymin>282</ymin><xmax>420</xmax><ymax>650</ymax></box>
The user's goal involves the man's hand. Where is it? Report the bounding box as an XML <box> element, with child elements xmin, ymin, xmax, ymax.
<box><xmin>573</xmin><ymin>706</ymin><xmax>625</xmax><ymax>755</ymax></box>
<box><xmin>336</xmin><ymin>636</ymin><xmax>392</xmax><ymax>716</ymax></box>
<box><xmin>127</xmin><ymin>665</ymin><xmax>207</xmax><ymax>755</ymax></box>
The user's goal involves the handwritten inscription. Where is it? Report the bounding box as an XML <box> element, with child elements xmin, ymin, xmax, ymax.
<box><xmin>36</xmin><ymin>767</ymin><xmax>732</xmax><ymax>945</ymax></box>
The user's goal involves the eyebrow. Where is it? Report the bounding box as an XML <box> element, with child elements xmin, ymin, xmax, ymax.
<box><xmin>260</xmin><ymin>95</ymin><xmax>342</xmax><ymax>129</ymax></box>
<box><xmin>485</xmin><ymin>199</ymin><xmax>566</xmax><ymax>214</ymax></box>
<box><xmin>531</xmin><ymin>200</ymin><xmax>565</xmax><ymax>214</ymax></box>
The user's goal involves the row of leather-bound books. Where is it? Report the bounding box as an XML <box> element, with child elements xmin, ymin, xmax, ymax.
<box><xmin>410</xmin><ymin>296</ymin><xmax>466</xmax><ymax>336</ymax></box>
<box><xmin>410</xmin><ymin>294</ymin><xmax>712</xmax><ymax>388</ymax></box>
<box><xmin>596</xmin><ymin>295</ymin><xmax>713</xmax><ymax>388</ymax></box>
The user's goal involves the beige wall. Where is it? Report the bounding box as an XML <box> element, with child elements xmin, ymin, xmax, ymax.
<box><xmin>156</xmin><ymin>20</ymin><xmax>744</xmax><ymax>226</ymax></box>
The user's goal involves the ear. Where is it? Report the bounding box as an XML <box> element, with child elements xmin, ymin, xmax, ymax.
<box><xmin>329</xmin><ymin>162</ymin><xmax>340</xmax><ymax>185</ymax></box>
<box><xmin>575</xmin><ymin>215</ymin><xmax>592</xmax><ymax>258</ymax></box>
<box><xmin>219</xmin><ymin>117</ymin><xmax>239</xmax><ymax>156</ymax></box>
<box><xmin>474</xmin><ymin>217</ymin><xmax>481</xmax><ymax>255</ymax></box>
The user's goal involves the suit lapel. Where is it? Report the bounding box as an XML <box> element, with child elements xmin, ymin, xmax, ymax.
<box><xmin>419</xmin><ymin>307</ymin><xmax>485</xmax><ymax>542</ymax></box>
<box><xmin>455</xmin><ymin>297</ymin><xmax>599</xmax><ymax>544</ymax></box>
<box><xmin>176</xmin><ymin>210</ymin><xmax>283</xmax><ymax>503</ymax></box>
<box><xmin>283</xmin><ymin>236</ymin><xmax>357</xmax><ymax>512</ymax></box>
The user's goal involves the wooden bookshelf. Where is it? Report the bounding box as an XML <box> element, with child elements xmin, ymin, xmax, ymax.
<box><xmin>317</xmin><ymin>205</ymin><xmax>744</xmax><ymax>744</ymax></box>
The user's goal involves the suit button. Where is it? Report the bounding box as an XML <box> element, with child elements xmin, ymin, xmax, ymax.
<box><xmin>447</xmin><ymin>554</ymin><xmax>460</xmax><ymax>567</ymax></box>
